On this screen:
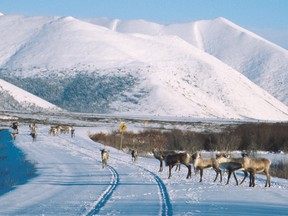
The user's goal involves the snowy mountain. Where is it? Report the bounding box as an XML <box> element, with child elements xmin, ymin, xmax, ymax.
<box><xmin>0</xmin><ymin>14</ymin><xmax>288</xmax><ymax>121</ymax></box>
<box><xmin>88</xmin><ymin>17</ymin><xmax>288</xmax><ymax>106</ymax></box>
<box><xmin>0</xmin><ymin>79</ymin><xmax>61</xmax><ymax>112</ymax></box>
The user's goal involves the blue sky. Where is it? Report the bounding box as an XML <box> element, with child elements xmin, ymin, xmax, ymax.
<box><xmin>0</xmin><ymin>0</ymin><xmax>287</xmax><ymax>48</ymax></box>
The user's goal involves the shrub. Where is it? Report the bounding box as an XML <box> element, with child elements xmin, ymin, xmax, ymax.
<box><xmin>270</xmin><ymin>159</ymin><xmax>288</xmax><ymax>179</ymax></box>
<box><xmin>89</xmin><ymin>122</ymin><xmax>288</xmax><ymax>153</ymax></box>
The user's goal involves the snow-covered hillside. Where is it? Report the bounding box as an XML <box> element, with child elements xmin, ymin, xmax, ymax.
<box><xmin>88</xmin><ymin>17</ymin><xmax>288</xmax><ymax>106</ymax></box>
<box><xmin>0</xmin><ymin>14</ymin><xmax>288</xmax><ymax>120</ymax></box>
<box><xmin>0</xmin><ymin>79</ymin><xmax>61</xmax><ymax>112</ymax></box>
<box><xmin>189</xmin><ymin>18</ymin><xmax>288</xmax><ymax>106</ymax></box>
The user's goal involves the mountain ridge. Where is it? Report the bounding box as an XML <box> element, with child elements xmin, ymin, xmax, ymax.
<box><xmin>0</xmin><ymin>14</ymin><xmax>287</xmax><ymax>121</ymax></box>
<box><xmin>86</xmin><ymin>17</ymin><xmax>288</xmax><ymax>105</ymax></box>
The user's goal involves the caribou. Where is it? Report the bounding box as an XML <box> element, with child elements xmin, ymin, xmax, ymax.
<box><xmin>164</xmin><ymin>152</ymin><xmax>192</xmax><ymax>179</ymax></box>
<box><xmin>216</xmin><ymin>153</ymin><xmax>247</xmax><ymax>185</ymax></box>
<box><xmin>131</xmin><ymin>149</ymin><xmax>138</xmax><ymax>163</ymax></box>
<box><xmin>216</xmin><ymin>152</ymin><xmax>271</xmax><ymax>187</ymax></box>
<box><xmin>29</xmin><ymin>123</ymin><xmax>37</xmax><ymax>142</ymax></box>
<box><xmin>192</xmin><ymin>152</ymin><xmax>222</xmax><ymax>183</ymax></box>
<box><xmin>30</xmin><ymin>132</ymin><xmax>37</xmax><ymax>142</ymax></box>
<box><xmin>100</xmin><ymin>149</ymin><xmax>109</xmax><ymax>169</ymax></box>
<box><xmin>11</xmin><ymin>121</ymin><xmax>19</xmax><ymax>134</ymax></box>
<box><xmin>58</xmin><ymin>125</ymin><xmax>72</xmax><ymax>134</ymax></box>
<box><xmin>152</xmin><ymin>149</ymin><xmax>180</xmax><ymax>172</ymax></box>
<box><xmin>49</xmin><ymin>126</ymin><xmax>58</xmax><ymax>136</ymax></box>
<box><xmin>241</xmin><ymin>153</ymin><xmax>271</xmax><ymax>187</ymax></box>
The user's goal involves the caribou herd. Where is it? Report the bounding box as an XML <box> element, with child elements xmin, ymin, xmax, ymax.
<box><xmin>9</xmin><ymin>122</ymin><xmax>271</xmax><ymax>187</ymax></box>
<box><xmin>49</xmin><ymin>125</ymin><xmax>75</xmax><ymax>137</ymax></box>
<box><xmin>9</xmin><ymin>122</ymin><xmax>76</xmax><ymax>142</ymax></box>
<box><xmin>151</xmin><ymin>148</ymin><xmax>271</xmax><ymax>187</ymax></box>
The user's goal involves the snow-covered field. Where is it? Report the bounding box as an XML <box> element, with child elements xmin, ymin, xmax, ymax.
<box><xmin>1</xmin><ymin>122</ymin><xmax>288</xmax><ymax>215</ymax></box>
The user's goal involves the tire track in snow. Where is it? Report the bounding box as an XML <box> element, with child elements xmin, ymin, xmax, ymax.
<box><xmin>61</xmin><ymin>143</ymin><xmax>120</xmax><ymax>215</ymax></box>
<box><xmin>138</xmin><ymin>166</ymin><xmax>173</xmax><ymax>216</ymax></box>
<box><xmin>57</xmin><ymin>143</ymin><xmax>120</xmax><ymax>215</ymax></box>
<box><xmin>40</xmin><ymin>131</ymin><xmax>172</xmax><ymax>215</ymax></box>
<box><xmin>103</xmin><ymin>151</ymin><xmax>173</xmax><ymax>216</ymax></box>
<box><xmin>46</xmin><ymin>133</ymin><xmax>120</xmax><ymax>215</ymax></box>
<box><xmin>98</xmin><ymin>152</ymin><xmax>173</xmax><ymax>215</ymax></box>
<box><xmin>86</xmin><ymin>164</ymin><xmax>120</xmax><ymax>216</ymax></box>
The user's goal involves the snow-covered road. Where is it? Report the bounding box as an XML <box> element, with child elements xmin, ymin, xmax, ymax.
<box><xmin>1</xmin><ymin>124</ymin><xmax>288</xmax><ymax>215</ymax></box>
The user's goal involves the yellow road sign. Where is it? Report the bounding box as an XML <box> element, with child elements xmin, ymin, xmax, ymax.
<box><xmin>120</xmin><ymin>123</ymin><xmax>127</xmax><ymax>132</ymax></box>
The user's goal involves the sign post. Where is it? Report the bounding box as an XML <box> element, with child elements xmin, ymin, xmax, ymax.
<box><xmin>119</xmin><ymin>122</ymin><xmax>127</xmax><ymax>150</ymax></box>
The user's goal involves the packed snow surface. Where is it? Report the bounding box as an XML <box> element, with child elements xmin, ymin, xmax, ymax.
<box><xmin>0</xmin><ymin>123</ymin><xmax>288</xmax><ymax>215</ymax></box>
